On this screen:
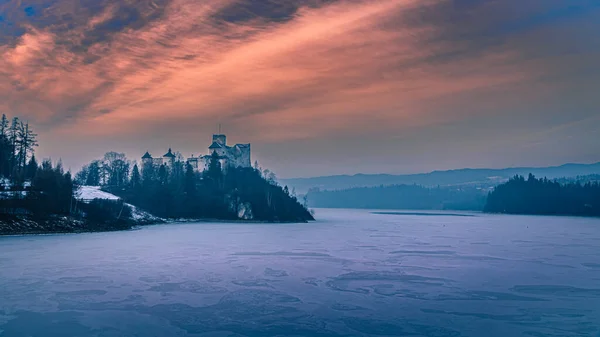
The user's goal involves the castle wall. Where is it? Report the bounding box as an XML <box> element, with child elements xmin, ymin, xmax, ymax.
<box><xmin>181</xmin><ymin>135</ymin><xmax>251</xmax><ymax>173</ymax></box>
<box><xmin>199</xmin><ymin>157</ymin><xmax>210</xmax><ymax>171</ymax></box>
<box><xmin>219</xmin><ymin>158</ymin><xmax>228</xmax><ymax>171</ymax></box>
<box><xmin>187</xmin><ymin>158</ymin><xmax>199</xmax><ymax>170</ymax></box>
<box><xmin>225</xmin><ymin>144</ymin><xmax>250</xmax><ymax>168</ymax></box>
<box><xmin>214</xmin><ymin>148</ymin><xmax>227</xmax><ymax>157</ymax></box>
<box><xmin>163</xmin><ymin>157</ymin><xmax>175</xmax><ymax>169</ymax></box>
<box><xmin>238</xmin><ymin>144</ymin><xmax>251</xmax><ymax>168</ymax></box>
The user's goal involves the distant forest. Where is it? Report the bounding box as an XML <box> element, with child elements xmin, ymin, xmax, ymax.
<box><xmin>306</xmin><ymin>185</ymin><xmax>487</xmax><ymax>211</ymax></box>
<box><xmin>77</xmin><ymin>151</ymin><xmax>314</xmax><ymax>222</ymax></box>
<box><xmin>282</xmin><ymin>162</ymin><xmax>600</xmax><ymax>194</ymax></box>
<box><xmin>484</xmin><ymin>174</ymin><xmax>600</xmax><ymax>217</ymax></box>
<box><xmin>306</xmin><ymin>174</ymin><xmax>600</xmax><ymax>217</ymax></box>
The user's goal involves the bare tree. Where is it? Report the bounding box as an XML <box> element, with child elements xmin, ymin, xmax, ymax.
<box><xmin>8</xmin><ymin>117</ymin><xmax>19</xmax><ymax>173</ymax></box>
<box><xmin>102</xmin><ymin>152</ymin><xmax>129</xmax><ymax>186</ymax></box>
<box><xmin>17</xmin><ymin>122</ymin><xmax>38</xmax><ymax>169</ymax></box>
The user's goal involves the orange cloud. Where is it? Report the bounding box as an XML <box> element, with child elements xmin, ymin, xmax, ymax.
<box><xmin>0</xmin><ymin>0</ymin><xmax>598</xmax><ymax>176</ymax></box>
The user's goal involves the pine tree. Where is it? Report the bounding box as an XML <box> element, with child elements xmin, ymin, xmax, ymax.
<box><xmin>184</xmin><ymin>163</ymin><xmax>196</xmax><ymax>196</ymax></box>
<box><xmin>131</xmin><ymin>164</ymin><xmax>141</xmax><ymax>189</ymax></box>
<box><xmin>74</xmin><ymin>165</ymin><xmax>88</xmax><ymax>185</ymax></box>
<box><xmin>207</xmin><ymin>151</ymin><xmax>222</xmax><ymax>182</ymax></box>
<box><xmin>158</xmin><ymin>164</ymin><xmax>168</xmax><ymax>185</ymax></box>
<box><xmin>26</xmin><ymin>155</ymin><xmax>38</xmax><ymax>180</ymax></box>
<box><xmin>0</xmin><ymin>114</ymin><xmax>11</xmax><ymax>177</ymax></box>
<box><xmin>28</xmin><ymin>159</ymin><xmax>75</xmax><ymax>216</ymax></box>
<box><xmin>17</xmin><ymin>122</ymin><xmax>38</xmax><ymax>169</ymax></box>
<box><xmin>141</xmin><ymin>161</ymin><xmax>155</xmax><ymax>186</ymax></box>
<box><xmin>0</xmin><ymin>114</ymin><xmax>8</xmax><ymax>137</ymax></box>
<box><xmin>55</xmin><ymin>159</ymin><xmax>64</xmax><ymax>175</ymax></box>
<box><xmin>8</xmin><ymin>117</ymin><xmax>19</xmax><ymax>177</ymax></box>
<box><xmin>86</xmin><ymin>161</ymin><xmax>101</xmax><ymax>186</ymax></box>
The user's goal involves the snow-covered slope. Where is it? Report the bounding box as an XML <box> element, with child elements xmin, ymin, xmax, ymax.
<box><xmin>76</xmin><ymin>186</ymin><xmax>163</xmax><ymax>224</ymax></box>
<box><xmin>76</xmin><ymin>186</ymin><xmax>120</xmax><ymax>201</ymax></box>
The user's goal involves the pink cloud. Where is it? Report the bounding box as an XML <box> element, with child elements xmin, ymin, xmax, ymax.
<box><xmin>0</xmin><ymin>0</ymin><xmax>597</xmax><ymax>175</ymax></box>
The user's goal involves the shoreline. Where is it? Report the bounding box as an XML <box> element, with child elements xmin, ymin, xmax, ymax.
<box><xmin>165</xmin><ymin>217</ymin><xmax>310</xmax><ymax>224</ymax></box>
<box><xmin>483</xmin><ymin>211</ymin><xmax>600</xmax><ymax>219</ymax></box>
<box><xmin>0</xmin><ymin>216</ymin><xmax>312</xmax><ymax>236</ymax></box>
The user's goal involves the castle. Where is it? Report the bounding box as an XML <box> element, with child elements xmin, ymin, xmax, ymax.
<box><xmin>141</xmin><ymin>134</ymin><xmax>251</xmax><ymax>172</ymax></box>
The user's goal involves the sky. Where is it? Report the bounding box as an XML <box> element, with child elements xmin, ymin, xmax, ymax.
<box><xmin>0</xmin><ymin>0</ymin><xmax>599</xmax><ymax>178</ymax></box>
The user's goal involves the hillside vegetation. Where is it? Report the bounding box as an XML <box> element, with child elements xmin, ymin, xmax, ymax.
<box><xmin>79</xmin><ymin>151</ymin><xmax>314</xmax><ymax>223</ymax></box>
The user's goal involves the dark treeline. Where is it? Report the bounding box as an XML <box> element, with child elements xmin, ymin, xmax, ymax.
<box><xmin>0</xmin><ymin>113</ymin><xmax>74</xmax><ymax>219</ymax></box>
<box><xmin>77</xmin><ymin>151</ymin><xmax>314</xmax><ymax>222</ymax></box>
<box><xmin>0</xmin><ymin>114</ymin><xmax>146</xmax><ymax>234</ymax></box>
<box><xmin>306</xmin><ymin>184</ymin><xmax>487</xmax><ymax>210</ymax></box>
<box><xmin>0</xmin><ymin>114</ymin><xmax>39</xmax><ymax>185</ymax></box>
<box><xmin>0</xmin><ymin>158</ymin><xmax>74</xmax><ymax>216</ymax></box>
<box><xmin>484</xmin><ymin>174</ymin><xmax>600</xmax><ymax>216</ymax></box>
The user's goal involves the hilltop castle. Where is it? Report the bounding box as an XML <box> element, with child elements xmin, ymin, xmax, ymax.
<box><xmin>141</xmin><ymin>134</ymin><xmax>251</xmax><ymax>172</ymax></box>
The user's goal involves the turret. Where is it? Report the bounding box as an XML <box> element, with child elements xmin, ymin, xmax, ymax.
<box><xmin>163</xmin><ymin>148</ymin><xmax>176</xmax><ymax>168</ymax></box>
<box><xmin>212</xmin><ymin>134</ymin><xmax>226</xmax><ymax>146</ymax></box>
<box><xmin>142</xmin><ymin>151</ymin><xmax>153</xmax><ymax>165</ymax></box>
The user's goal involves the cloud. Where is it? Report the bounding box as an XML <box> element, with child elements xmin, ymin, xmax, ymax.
<box><xmin>0</xmin><ymin>0</ymin><xmax>598</xmax><ymax>176</ymax></box>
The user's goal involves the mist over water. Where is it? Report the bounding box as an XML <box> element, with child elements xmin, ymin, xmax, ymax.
<box><xmin>1</xmin><ymin>209</ymin><xmax>599</xmax><ymax>336</ymax></box>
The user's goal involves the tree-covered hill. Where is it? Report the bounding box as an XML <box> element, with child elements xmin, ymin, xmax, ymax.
<box><xmin>79</xmin><ymin>151</ymin><xmax>314</xmax><ymax>223</ymax></box>
<box><xmin>484</xmin><ymin>174</ymin><xmax>600</xmax><ymax>217</ymax></box>
<box><xmin>1</xmin><ymin>114</ymin><xmax>312</xmax><ymax>235</ymax></box>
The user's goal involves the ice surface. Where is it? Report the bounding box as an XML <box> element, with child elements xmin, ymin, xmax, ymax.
<box><xmin>1</xmin><ymin>209</ymin><xmax>600</xmax><ymax>336</ymax></box>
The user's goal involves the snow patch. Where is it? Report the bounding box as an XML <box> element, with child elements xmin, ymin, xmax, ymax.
<box><xmin>0</xmin><ymin>191</ymin><xmax>27</xmax><ymax>199</ymax></box>
<box><xmin>76</xmin><ymin>186</ymin><xmax>120</xmax><ymax>201</ymax></box>
<box><xmin>128</xmin><ymin>204</ymin><xmax>162</xmax><ymax>223</ymax></box>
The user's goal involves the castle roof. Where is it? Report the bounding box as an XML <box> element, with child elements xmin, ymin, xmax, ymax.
<box><xmin>208</xmin><ymin>142</ymin><xmax>223</xmax><ymax>149</ymax></box>
<box><xmin>234</xmin><ymin>143</ymin><xmax>250</xmax><ymax>148</ymax></box>
<box><xmin>142</xmin><ymin>151</ymin><xmax>152</xmax><ymax>159</ymax></box>
<box><xmin>163</xmin><ymin>148</ymin><xmax>176</xmax><ymax>158</ymax></box>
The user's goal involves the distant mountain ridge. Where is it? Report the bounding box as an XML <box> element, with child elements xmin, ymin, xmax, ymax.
<box><xmin>281</xmin><ymin>162</ymin><xmax>600</xmax><ymax>194</ymax></box>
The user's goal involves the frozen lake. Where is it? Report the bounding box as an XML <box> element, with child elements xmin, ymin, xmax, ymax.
<box><xmin>1</xmin><ymin>209</ymin><xmax>600</xmax><ymax>336</ymax></box>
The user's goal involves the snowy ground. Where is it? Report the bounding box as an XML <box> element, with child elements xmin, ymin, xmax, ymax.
<box><xmin>76</xmin><ymin>186</ymin><xmax>120</xmax><ymax>201</ymax></box>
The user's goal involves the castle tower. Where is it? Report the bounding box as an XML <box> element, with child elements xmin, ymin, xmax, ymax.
<box><xmin>142</xmin><ymin>151</ymin><xmax>153</xmax><ymax>166</ymax></box>
<box><xmin>212</xmin><ymin>134</ymin><xmax>226</xmax><ymax>146</ymax></box>
<box><xmin>163</xmin><ymin>148</ymin><xmax>176</xmax><ymax>168</ymax></box>
<box><xmin>209</xmin><ymin>136</ymin><xmax>227</xmax><ymax>157</ymax></box>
